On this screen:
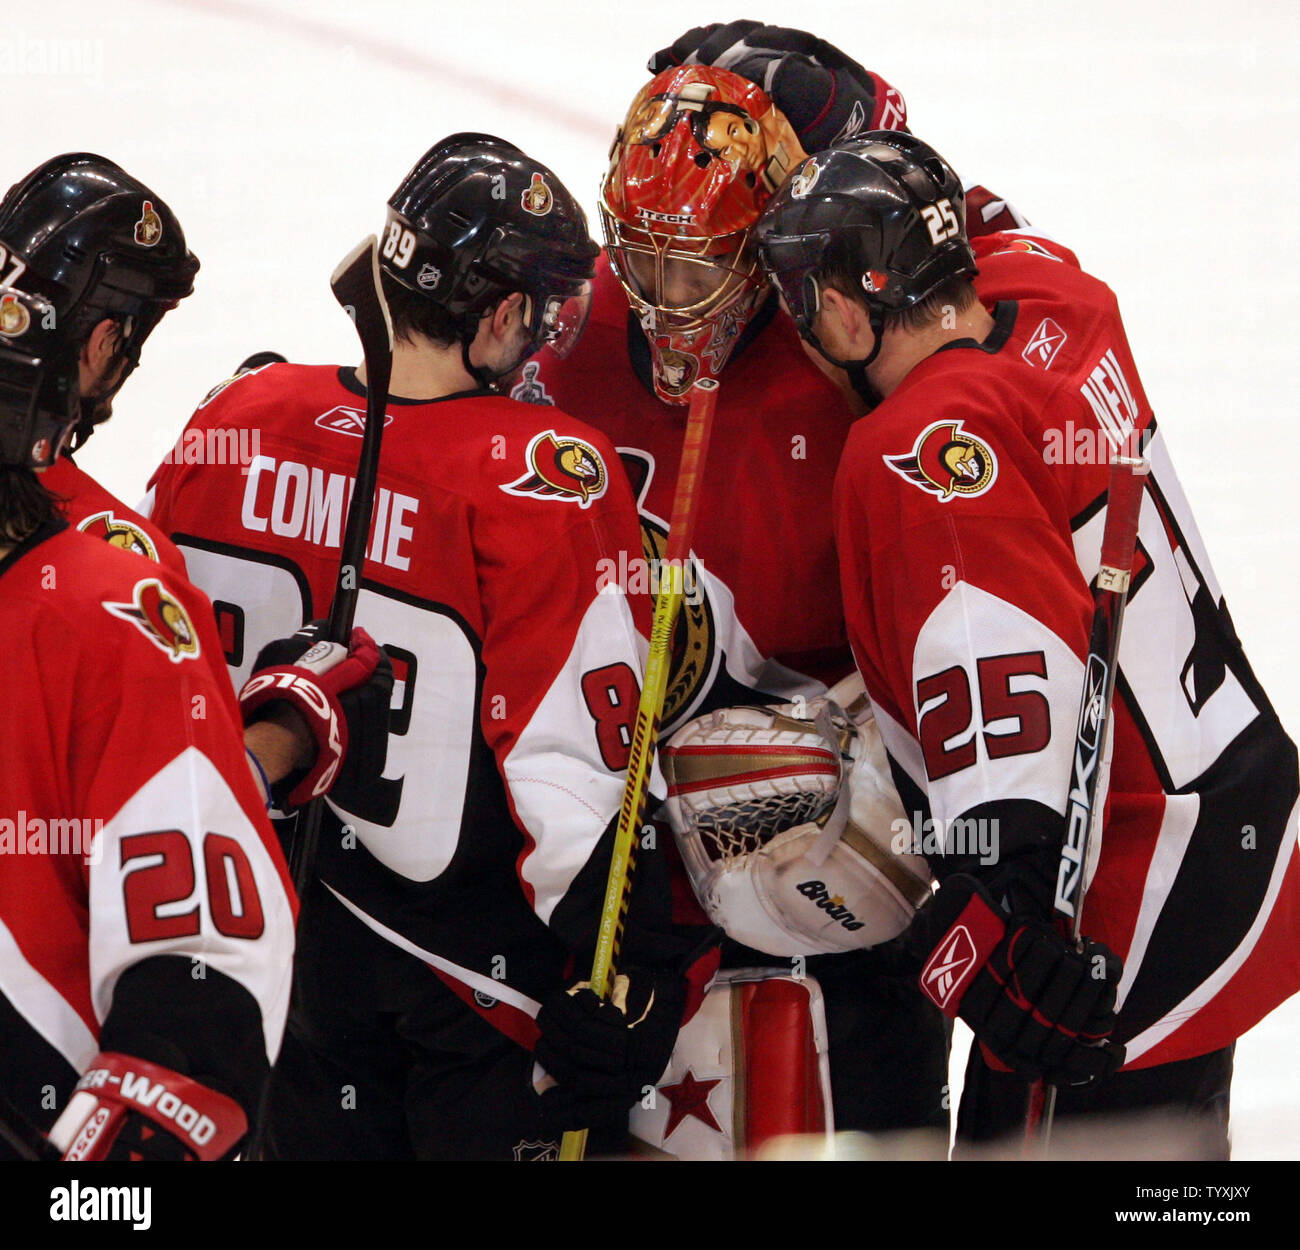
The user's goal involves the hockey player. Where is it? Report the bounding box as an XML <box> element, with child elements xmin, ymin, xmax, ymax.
<box><xmin>0</xmin><ymin>276</ymin><xmax>297</xmax><ymax>1161</ymax></box>
<box><xmin>755</xmin><ymin>131</ymin><xmax>1300</xmax><ymax>1156</ymax></box>
<box><xmin>141</xmin><ymin>134</ymin><xmax>691</xmax><ymax>1160</ymax></box>
<box><xmin>0</xmin><ymin>153</ymin><xmax>393</xmax><ymax>814</ymax></box>
<box><xmin>517</xmin><ymin>25</ymin><xmax>1032</xmax><ymax>1154</ymax></box>
<box><xmin>0</xmin><ymin>154</ymin><xmax>199</xmax><ymax>574</ymax></box>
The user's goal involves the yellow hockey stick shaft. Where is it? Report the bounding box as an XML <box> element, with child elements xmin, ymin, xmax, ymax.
<box><xmin>559</xmin><ymin>378</ymin><xmax>717</xmax><ymax>1161</ymax></box>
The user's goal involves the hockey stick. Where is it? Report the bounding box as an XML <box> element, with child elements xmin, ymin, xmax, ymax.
<box><xmin>0</xmin><ymin>1091</ymin><xmax>59</xmax><ymax>1161</ymax></box>
<box><xmin>246</xmin><ymin>238</ymin><xmax>392</xmax><ymax>1163</ymax></box>
<box><xmin>559</xmin><ymin>377</ymin><xmax>719</xmax><ymax>1162</ymax></box>
<box><xmin>287</xmin><ymin>235</ymin><xmax>394</xmax><ymax>899</ymax></box>
<box><xmin>1024</xmin><ymin>453</ymin><xmax>1147</xmax><ymax>1149</ymax></box>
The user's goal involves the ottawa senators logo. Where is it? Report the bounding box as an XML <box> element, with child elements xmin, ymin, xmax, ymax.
<box><xmin>78</xmin><ymin>511</ymin><xmax>159</xmax><ymax>562</ymax></box>
<box><xmin>103</xmin><ymin>578</ymin><xmax>200</xmax><ymax>662</ymax></box>
<box><xmin>0</xmin><ymin>292</ymin><xmax>31</xmax><ymax>337</ymax></box>
<box><xmin>884</xmin><ymin>420</ymin><xmax>998</xmax><ymax>501</ymax></box>
<box><xmin>790</xmin><ymin>159</ymin><xmax>820</xmax><ymax>199</ymax></box>
<box><xmin>134</xmin><ymin>200</ymin><xmax>163</xmax><ymax>247</ymax></box>
<box><xmin>653</xmin><ymin>346</ymin><xmax>698</xmax><ymax>397</ymax></box>
<box><xmin>501</xmin><ymin>430</ymin><xmax>607</xmax><ymax>507</ymax></box>
<box><xmin>990</xmin><ymin>236</ymin><xmax>1060</xmax><ymax>261</ymax></box>
<box><xmin>521</xmin><ymin>172</ymin><xmax>554</xmax><ymax>217</ymax></box>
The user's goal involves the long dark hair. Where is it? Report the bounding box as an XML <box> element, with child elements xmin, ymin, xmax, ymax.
<box><xmin>0</xmin><ymin>464</ymin><xmax>63</xmax><ymax>546</ymax></box>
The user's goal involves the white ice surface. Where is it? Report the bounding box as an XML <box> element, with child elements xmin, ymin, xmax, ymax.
<box><xmin>14</xmin><ymin>0</ymin><xmax>1299</xmax><ymax>1158</ymax></box>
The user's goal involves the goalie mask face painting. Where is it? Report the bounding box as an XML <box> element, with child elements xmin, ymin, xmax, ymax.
<box><xmin>601</xmin><ymin>65</ymin><xmax>807</xmax><ymax>403</ymax></box>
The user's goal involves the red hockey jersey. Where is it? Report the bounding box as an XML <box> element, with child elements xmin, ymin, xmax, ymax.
<box><xmin>143</xmin><ymin>365</ymin><xmax>653</xmax><ymax>1043</ymax></box>
<box><xmin>834</xmin><ymin>232</ymin><xmax>1300</xmax><ymax>1067</ymax></box>
<box><xmin>523</xmin><ymin>255</ymin><xmax>855</xmax><ymax>729</ymax></box>
<box><xmin>0</xmin><ymin>524</ymin><xmax>296</xmax><ymax>1140</ymax></box>
<box><xmin>43</xmin><ymin>452</ymin><xmax>187</xmax><ymax>575</ymax></box>
<box><xmin>524</xmin><ymin>195</ymin><xmax>1034</xmax><ymax>731</ymax></box>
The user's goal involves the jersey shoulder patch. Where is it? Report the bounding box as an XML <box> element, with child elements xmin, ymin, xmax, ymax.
<box><xmin>883</xmin><ymin>419</ymin><xmax>998</xmax><ymax>502</ymax></box>
<box><xmin>500</xmin><ymin>429</ymin><xmax>608</xmax><ymax>508</ymax></box>
<box><xmin>103</xmin><ymin>577</ymin><xmax>201</xmax><ymax>662</ymax></box>
<box><xmin>77</xmin><ymin>510</ymin><xmax>159</xmax><ymax>562</ymax></box>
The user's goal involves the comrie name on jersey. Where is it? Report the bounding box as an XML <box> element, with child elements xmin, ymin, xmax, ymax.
<box><xmin>240</xmin><ymin>454</ymin><xmax>418</xmax><ymax>572</ymax></box>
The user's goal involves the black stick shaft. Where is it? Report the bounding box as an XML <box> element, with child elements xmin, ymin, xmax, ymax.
<box><xmin>1025</xmin><ymin>454</ymin><xmax>1147</xmax><ymax>1147</ymax></box>
<box><xmin>289</xmin><ymin>236</ymin><xmax>393</xmax><ymax>900</ymax></box>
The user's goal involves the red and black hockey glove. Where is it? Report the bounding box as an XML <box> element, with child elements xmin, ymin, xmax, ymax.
<box><xmin>910</xmin><ymin>874</ymin><xmax>1126</xmax><ymax>1087</ymax></box>
<box><xmin>240</xmin><ymin>620</ymin><xmax>392</xmax><ymax>808</ymax></box>
<box><xmin>649</xmin><ymin>22</ymin><xmax>907</xmax><ymax>152</ymax></box>
<box><xmin>49</xmin><ymin>1053</ymin><xmax>248</xmax><ymax>1161</ymax></box>
<box><xmin>535</xmin><ymin>969</ymin><xmax>688</xmax><ymax>1131</ymax></box>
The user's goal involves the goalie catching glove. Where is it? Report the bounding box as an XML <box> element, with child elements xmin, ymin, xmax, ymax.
<box><xmin>909</xmin><ymin>873</ymin><xmax>1126</xmax><ymax>1087</ymax></box>
<box><xmin>663</xmin><ymin>676</ymin><xmax>932</xmax><ymax>956</ymax></box>
<box><xmin>535</xmin><ymin>970</ymin><xmax>687</xmax><ymax>1131</ymax></box>
<box><xmin>649</xmin><ymin>21</ymin><xmax>907</xmax><ymax>153</ymax></box>
<box><xmin>239</xmin><ymin>620</ymin><xmax>393</xmax><ymax>808</ymax></box>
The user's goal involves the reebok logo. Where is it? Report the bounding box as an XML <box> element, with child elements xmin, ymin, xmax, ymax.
<box><xmin>1022</xmin><ymin>317</ymin><xmax>1067</xmax><ymax>370</ymax></box>
<box><xmin>314</xmin><ymin>406</ymin><xmax>395</xmax><ymax>438</ymax></box>
<box><xmin>921</xmin><ymin>925</ymin><xmax>977</xmax><ymax>1009</ymax></box>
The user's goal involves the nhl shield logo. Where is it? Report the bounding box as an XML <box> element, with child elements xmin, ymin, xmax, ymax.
<box><xmin>417</xmin><ymin>263</ymin><xmax>441</xmax><ymax>290</ymax></box>
<box><xmin>884</xmin><ymin>420</ymin><xmax>998</xmax><ymax>502</ymax></box>
<box><xmin>104</xmin><ymin>578</ymin><xmax>200</xmax><ymax>662</ymax></box>
<box><xmin>512</xmin><ymin>1138</ymin><xmax>560</xmax><ymax>1161</ymax></box>
<box><xmin>501</xmin><ymin>430</ymin><xmax>607</xmax><ymax>507</ymax></box>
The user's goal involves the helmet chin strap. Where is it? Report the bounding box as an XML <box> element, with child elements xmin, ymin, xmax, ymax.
<box><xmin>460</xmin><ymin>332</ymin><xmax>497</xmax><ymax>391</ymax></box>
<box><xmin>804</xmin><ymin>307</ymin><xmax>887</xmax><ymax>411</ymax></box>
<box><xmin>70</xmin><ymin>333</ymin><xmax>143</xmax><ymax>452</ymax></box>
<box><xmin>460</xmin><ymin>296</ymin><xmax>540</xmax><ymax>392</ymax></box>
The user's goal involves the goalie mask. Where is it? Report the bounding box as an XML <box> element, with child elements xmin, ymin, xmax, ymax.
<box><xmin>663</xmin><ymin>678</ymin><xmax>932</xmax><ymax>956</ymax></box>
<box><xmin>600</xmin><ymin>65</ymin><xmax>806</xmax><ymax>404</ymax></box>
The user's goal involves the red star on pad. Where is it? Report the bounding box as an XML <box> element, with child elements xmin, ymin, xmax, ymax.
<box><xmin>660</xmin><ymin>1069</ymin><xmax>723</xmax><ymax>1139</ymax></box>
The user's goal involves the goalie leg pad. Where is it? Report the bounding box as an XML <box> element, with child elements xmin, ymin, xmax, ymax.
<box><xmin>629</xmin><ymin>969</ymin><xmax>832</xmax><ymax>1159</ymax></box>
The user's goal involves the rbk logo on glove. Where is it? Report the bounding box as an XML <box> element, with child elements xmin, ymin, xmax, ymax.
<box><xmin>921</xmin><ymin>924</ymin><xmax>978</xmax><ymax>1009</ymax></box>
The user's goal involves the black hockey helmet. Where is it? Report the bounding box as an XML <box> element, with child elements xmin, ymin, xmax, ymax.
<box><xmin>381</xmin><ymin>133</ymin><xmax>598</xmax><ymax>383</ymax></box>
<box><xmin>755</xmin><ymin>131</ymin><xmax>976</xmax><ymax>384</ymax></box>
<box><xmin>0</xmin><ymin>153</ymin><xmax>199</xmax><ymax>444</ymax></box>
<box><xmin>0</xmin><ymin>278</ymin><xmax>80</xmax><ymax>469</ymax></box>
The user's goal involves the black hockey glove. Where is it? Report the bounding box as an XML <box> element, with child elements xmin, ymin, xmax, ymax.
<box><xmin>535</xmin><ymin>970</ymin><xmax>688</xmax><ymax>1130</ymax></box>
<box><xmin>648</xmin><ymin>22</ymin><xmax>905</xmax><ymax>152</ymax></box>
<box><xmin>908</xmin><ymin>874</ymin><xmax>1125</xmax><ymax>1087</ymax></box>
<box><xmin>240</xmin><ymin>620</ymin><xmax>393</xmax><ymax>808</ymax></box>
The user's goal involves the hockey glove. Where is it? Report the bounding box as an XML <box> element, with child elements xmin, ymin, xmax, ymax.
<box><xmin>535</xmin><ymin>970</ymin><xmax>688</xmax><ymax>1130</ymax></box>
<box><xmin>240</xmin><ymin>620</ymin><xmax>392</xmax><ymax>808</ymax></box>
<box><xmin>910</xmin><ymin>874</ymin><xmax>1126</xmax><ymax>1087</ymax></box>
<box><xmin>49</xmin><ymin>1053</ymin><xmax>248</xmax><ymax>1161</ymax></box>
<box><xmin>649</xmin><ymin>22</ymin><xmax>906</xmax><ymax>153</ymax></box>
